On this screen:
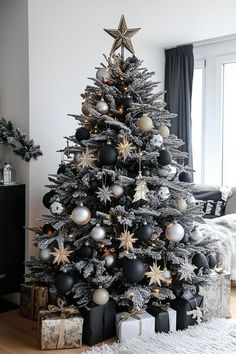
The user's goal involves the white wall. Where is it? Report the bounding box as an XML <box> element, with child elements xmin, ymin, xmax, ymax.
<box><xmin>27</xmin><ymin>0</ymin><xmax>165</xmax><ymax>256</ymax></box>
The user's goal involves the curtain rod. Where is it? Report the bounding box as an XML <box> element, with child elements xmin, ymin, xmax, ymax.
<box><xmin>165</xmin><ymin>34</ymin><xmax>236</xmax><ymax>50</ymax></box>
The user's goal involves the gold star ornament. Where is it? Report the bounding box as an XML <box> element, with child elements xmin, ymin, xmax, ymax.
<box><xmin>104</xmin><ymin>15</ymin><xmax>140</xmax><ymax>55</ymax></box>
<box><xmin>117</xmin><ymin>135</ymin><xmax>135</xmax><ymax>161</ymax></box>
<box><xmin>145</xmin><ymin>263</ymin><xmax>164</xmax><ymax>286</ymax></box>
<box><xmin>51</xmin><ymin>246</ymin><xmax>73</xmax><ymax>265</ymax></box>
<box><xmin>117</xmin><ymin>230</ymin><xmax>137</xmax><ymax>252</ymax></box>
<box><xmin>75</xmin><ymin>149</ymin><xmax>97</xmax><ymax>169</ymax></box>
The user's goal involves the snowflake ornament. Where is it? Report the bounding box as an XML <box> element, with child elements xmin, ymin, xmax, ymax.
<box><xmin>179</xmin><ymin>262</ymin><xmax>197</xmax><ymax>281</ymax></box>
<box><xmin>96</xmin><ymin>185</ymin><xmax>113</xmax><ymax>204</ymax></box>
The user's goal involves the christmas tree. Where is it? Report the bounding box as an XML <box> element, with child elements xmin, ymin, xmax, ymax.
<box><xmin>27</xmin><ymin>16</ymin><xmax>215</xmax><ymax>311</ymax></box>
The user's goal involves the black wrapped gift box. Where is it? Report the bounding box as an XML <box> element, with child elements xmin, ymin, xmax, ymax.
<box><xmin>171</xmin><ymin>294</ymin><xmax>203</xmax><ymax>330</ymax></box>
<box><xmin>147</xmin><ymin>305</ymin><xmax>169</xmax><ymax>333</ymax></box>
<box><xmin>80</xmin><ymin>300</ymin><xmax>116</xmax><ymax>346</ymax></box>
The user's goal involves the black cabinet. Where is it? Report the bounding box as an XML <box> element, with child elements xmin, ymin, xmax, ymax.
<box><xmin>0</xmin><ymin>184</ymin><xmax>25</xmax><ymax>294</ymax></box>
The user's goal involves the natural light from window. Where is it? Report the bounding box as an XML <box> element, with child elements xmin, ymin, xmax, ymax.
<box><xmin>192</xmin><ymin>65</ymin><xmax>203</xmax><ymax>184</ymax></box>
<box><xmin>222</xmin><ymin>62</ymin><xmax>236</xmax><ymax>186</ymax></box>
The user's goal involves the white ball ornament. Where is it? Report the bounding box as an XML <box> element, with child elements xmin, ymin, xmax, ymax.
<box><xmin>39</xmin><ymin>248</ymin><xmax>53</xmax><ymax>262</ymax></box>
<box><xmin>158</xmin><ymin>124</ymin><xmax>170</xmax><ymax>138</ymax></box>
<box><xmin>150</xmin><ymin>134</ymin><xmax>163</xmax><ymax>148</ymax></box>
<box><xmin>162</xmin><ymin>268</ymin><xmax>172</xmax><ymax>280</ymax></box>
<box><xmin>158</xmin><ymin>186</ymin><xmax>170</xmax><ymax>201</ymax></box>
<box><xmin>188</xmin><ymin>195</ymin><xmax>196</xmax><ymax>206</ymax></box>
<box><xmin>71</xmin><ymin>205</ymin><xmax>91</xmax><ymax>225</ymax></box>
<box><xmin>104</xmin><ymin>254</ymin><xmax>115</xmax><ymax>268</ymax></box>
<box><xmin>165</xmin><ymin>221</ymin><xmax>185</xmax><ymax>242</ymax></box>
<box><xmin>96</xmin><ymin>68</ymin><xmax>111</xmax><ymax>83</ymax></box>
<box><xmin>91</xmin><ymin>224</ymin><xmax>106</xmax><ymax>241</ymax></box>
<box><xmin>93</xmin><ymin>287</ymin><xmax>109</xmax><ymax>305</ymax></box>
<box><xmin>96</xmin><ymin>100</ymin><xmax>109</xmax><ymax>114</ymax></box>
<box><xmin>110</xmin><ymin>183</ymin><xmax>124</xmax><ymax>198</ymax></box>
<box><xmin>138</xmin><ymin>115</ymin><xmax>154</xmax><ymax>132</ymax></box>
<box><xmin>176</xmin><ymin>197</ymin><xmax>187</xmax><ymax>213</ymax></box>
<box><xmin>50</xmin><ymin>201</ymin><xmax>64</xmax><ymax>215</ymax></box>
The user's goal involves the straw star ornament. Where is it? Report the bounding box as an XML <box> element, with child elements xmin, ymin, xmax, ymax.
<box><xmin>145</xmin><ymin>263</ymin><xmax>164</xmax><ymax>286</ymax></box>
<box><xmin>51</xmin><ymin>246</ymin><xmax>73</xmax><ymax>265</ymax></box>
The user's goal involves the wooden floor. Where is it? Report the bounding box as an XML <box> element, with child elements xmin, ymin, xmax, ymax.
<box><xmin>1</xmin><ymin>288</ymin><xmax>236</xmax><ymax>354</ymax></box>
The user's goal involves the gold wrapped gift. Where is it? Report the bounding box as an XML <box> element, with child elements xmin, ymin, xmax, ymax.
<box><xmin>39</xmin><ymin>299</ymin><xmax>83</xmax><ymax>350</ymax></box>
<box><xmin>20</xmin><ymin>282</ymin><xmax>48</xmax><ymax>320</ymax></box>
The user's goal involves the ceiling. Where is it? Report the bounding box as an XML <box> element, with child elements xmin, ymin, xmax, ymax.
<box><xmin>101</xmin><ymin>0</ymin><xmax>236</xmax><ymax>47</ymax></box>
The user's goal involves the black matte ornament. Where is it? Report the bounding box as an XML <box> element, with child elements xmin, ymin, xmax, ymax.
<box><xmin>179</xmin><ymin>171</ymin><xmax>192</xmax><ymax>183</ymax></box>
<box><xmin>57</xmin><ymin>164</ymin><xmax>66</xmax><ymax>174</ymax></box>
<box><xmin>136</xmin><ymin>224</ymin><xmax>153</xmax><ymax>242</ymax></box>
<box><xmin>42</xmin><ymin>190</ymin><xmax>56</xmax><ymax>209</ymax></box>
<box><xmin>42</xmin><ymin>223</ymin><xmax>54</xmax><ymax>235</ymax></box>
<box><xmin>75</xmin><ymin>127</ymin><xmax>90</xmax><ymax>142</ymax></box>
<box><xmin>142</xmin><ymin>168</ymin><xmax>151</xmax><ymax>177</ymax></box>
<box><xmin>123</xmin><ymin>96</ymin><xmax>134</xmax><ymax>109</ymax></box>
<box><xmin>157</xmin><ymin>150</ymin><xmax>172</xmax><ymax>166</ymax></box>
<box><xmin>208</xmin><ymin>254</ymin><xmax>217</xmax><ymax>269</ymax></box>
<box><xmin>78</xmin><ymin>245</ymin><xmax>93</xmax><ymax>259</ymax></box>
<box><xmin>55</xmin><ymin>273</ymin><xmax>74</xmax><ymax>294</ymax></box>
<box><xmin>192</xmin><ymin>253</ymin><xmax>208</xmax><ymax>268</ymax></box>
<box><xmin>123</xmin><ymin>259</ymin><xmax>145</xmax><ymax>283</ymax></box>
<box><xmin>99</xmin><ymin>144</ymin><xmax>118</xmax><ymax>165</ymax></box>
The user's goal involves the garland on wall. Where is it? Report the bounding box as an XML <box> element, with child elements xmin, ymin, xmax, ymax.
<box><xmin>0</xmin><ymin>117</ymin><xmax>42</xmax><ymax>162</ymax></box>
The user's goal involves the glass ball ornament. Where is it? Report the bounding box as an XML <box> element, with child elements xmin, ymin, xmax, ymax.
<box><xmin>150</xmin><ymin>134</ymin><xmax>163</xmax><ymax>148</ymax></box>
<box><xmin>71</xmin><ymin>205</ymin><xmax>91</xmax><ymax>225</ymax></box>
<box><xmin>110</xmin><ymin>183</ymin><xmax>124</xmax><ymax>198</ymax></box>
<box><xmin>91</xmin><ymin>224</ymin><xmax>106</xmax><ymax>241</ymax></box>
<box><xmin>142</xmin><ymin>168</ymin><xmax>151</xmax><ymax>177</ymax></box>
<box><xmin>158</xmin><ymin>186</ymin><xmax>170</xmax><ymax>201</ymax></box>
<box><xmin>96</xmin><ymin>99</ymin><xmax>109</xmax><ymax>114</ymax></box>
<box><xmin>192</xmin><ymin>253</ymin><xmax>208</xmax><ymax>268</ymax></box>
<box><xmin>176</xmin><ymin>197</ymin><xmax>187</xmax><ymax>213</ymax></box>
<box><xmin>104</xmin><ymin>254</ymin><xmax>115</xmax><ymax>268</ymax></box>
<box><xmin>136</xmin><ymin>223</ymin><xmax>153</xmax><ymax>241</ymax></box>
<box><xmin>96</xmin><ymin>68</ymin><xmax>111</xmax><ymax>83</ymax></box>
<box><xmin>138</xmin><ymin>114</ymin><xmax>153</xmax><ymax>132</ymax></box>
<box><xmin>99</xmin><ymin>144</ymin><xmax>118</xmax><ymax>165</ymax></box>
<box><xmin>75</xmin><ymin>127</ymin><xmax>90</xmax><ymax>142</ymax></box>
<box><xmin>165</xmin><ymin>221</ymin><xmax>185</xmax><ymax>242</ymax></box>
<box><xmin>92</xmin><ymin>287</ymin><xmax>109</xmax><ymax>305</ymax></box>
<box><xmin>162</xmin><ymin>268</ymin><xmax>172</xmax><ymax>280</ymax></box>
<box><xmin>42</xmin><ymin>190</ymin><xmax>56</xmax><ymax>209</ymax></box>
<box><xmin>123</xmin><ymin>258</ymin><xmax>146</xmax><ymax>283</ymax></box>
<box><xmin>208</xmin><ymin>254</ymin><xmax>217</xmax><ymax>269</ymax></box>
<box><xmin>157</xmin><ymin>124</ymin><xmax>170</xmax><ymax>138</ymax></box>
<box><xmin>55</xmin><ymin>273</ymin><xmax>74</xmax><ymax>294</ymax></box>
<box><xmin>158</xmin><ymin>150</ymin><xmax>172</xmax><ymax>166</ymax></box>
<box><xmin>39</xmin><ymin>247</ymin><xmax>53</xmax><ymax>262</ymax></box>
<box><xmin>82</xmin><ymin>102</ymin><xmax>92</xmax><ymax>116</ymax></box>
<box><xmin>50</xmin><ymin>201</ymin><xmax>64</xmax><ymax>215</ymax></box>
<box><xmin>179</xmin><ymin>171</ymin><xmax>192</xmax><ymax>183</ymax></box>
<box><xmin>78</xmin><ymin>244</ymin><xmax>93</xmax><ymax>259</ymax></box>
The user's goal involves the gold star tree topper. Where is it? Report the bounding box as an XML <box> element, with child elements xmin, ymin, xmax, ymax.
<box><xmin>104</xmin><ymin>15</ymin><xmax>140</xmax><ymax>55</ymax></box>
<box><xmin>117</xmin><ymin>229</ymin><xmax>137</xmax><ymax>252</ymax></box>
<box><xmin>145</xmin><ymin>263</ymin><xmax>164</xmax><ymax>286</ymax></box>
<box><xmin>51</xmin><ymin>246</ymin><xmax>73</xmax><ymax>265</ymax></box>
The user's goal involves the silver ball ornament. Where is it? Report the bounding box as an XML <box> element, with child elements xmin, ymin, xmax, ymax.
<box><xmin>165</xmin><ymin>222</ymin><xmax>185</xmax><ymax>242</ymax></box>
<box><xmin>96</xmin><ymin>68</ymin><xmax>111</xmax><ymax>83</ymax></box>
<box><xmin>39</xmin><ymin>248</ymin><xmax>53</xmax><ymax>262</ymax></box>
<box><xmin>91</xmin><ymin>224</ymin><xmax>106</xmax><ymax>241</ymax></box>
<box><xmin>93</xmin><ymin>287</ymin><xmax>109</xmax><ymax>305</ymax></box>
<box><xmin>158</xmin><ymin>186</ymin><xmax>170</xmax><ymax>201</ymax></box>
<box><xmin>104</xmin><ymin>254</ymin><xmax>115</xmax><ymax>268</ymax></box>
<box><xmin>110</xmin><ymin>183</ymin><xmax>124</xmax><ymax>198</ymax></box>
<box><xmin>50</xmin><ymin>201</ymin><xmax>64</xmax><ymax>215</ymax></box>
<box><xmin>150</xmin><ymin>134</ymin><xmax>163</xmax><ymax>148</ymax></box>
<box><xmin>138</xmin><ymin>115</ymin><xmax>153</xmax><ymax>132</ymax></box>
<box><xmin>162</xmin><ymin>268</ymin><xmax>172</xmax><ymax>280</ymax></box>
<box><xmin>158</xmin><ymin>124</ymin><xmax>170</xmax><ymax>138</ymax></box>
<box><xmin>96</xmin><ymin>100</ymin><xmax>109</xmax><ymax>114</ymax></box>
<box><xmin>71</xmin><ymin>206</ymin><xmax>91</xmax><ymax>225</ymax></box>
<box><xmin>176</xmin><ymin>197</ymin><xmax>187</xmax><ymax>213</ymax></box>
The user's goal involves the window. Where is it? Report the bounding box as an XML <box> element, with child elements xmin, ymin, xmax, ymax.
<box><xmin>192</xmin><ymin>60</ymin><xmax>205</xmax><ymax>184</ymax></box>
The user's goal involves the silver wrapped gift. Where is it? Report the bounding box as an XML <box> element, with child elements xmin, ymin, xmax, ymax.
<box><xmin>39</xmin><ymin>301</ymin><xmax>83</xmax><ymax>350</ymax></box>
<box><xmin>198</xmin><ymin>269</ymin><xmax>231</xmax><ymax>321</ymax></box>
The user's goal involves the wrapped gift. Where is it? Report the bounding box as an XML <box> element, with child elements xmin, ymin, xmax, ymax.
<box><xmin>20</xmin><ymin>282</ymin><xmax>48</xmax><ymax>320</ymax></box>
<box><xmin>198</xmin><ymin>269</ymin><xmax>231</xmax><ymax>320</ymax></box>
<box><xmin>80</xmin><ymin>300</ymin><xmax>116</xmax><ymax>346</ymax></box>
<box><xmin>171</xmin><ymin>294</ymin><xmax>203</xmax><ymax>330</ymax></box>
<box><xmin>39</xmin><ymin>299</ymin><xmax>83</xmax><ymax>350</ymax></box>
<box><xmin>147</xmin><ymin>303</ymin><xmax>176</xmax><ymax>333</ymax></box>
<box><xmin>116</xmin><ymin>309</ymin><xmax>155</xmax><ymax>342</ymax></box>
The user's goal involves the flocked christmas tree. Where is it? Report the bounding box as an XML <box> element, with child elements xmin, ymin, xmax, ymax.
<box><xmin>27</xmin><ymin>16</ymin><xmax>216</xmax><ymax>311</ymax></box>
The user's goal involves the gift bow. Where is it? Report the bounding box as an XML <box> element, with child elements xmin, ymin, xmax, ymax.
<box><xmin>119</xmin><ymin>308</ymin><xmax>146</xmax><ymax>337</ymax></box>
<box><xmin>152</xmin><ymin>301</ymin><xmax>170</xmax><ymax>311</ymax></box>
<box><xmin>43</xmin><ymin>298</ymin><xmax>79</xmax><ymax>349</ymax></box>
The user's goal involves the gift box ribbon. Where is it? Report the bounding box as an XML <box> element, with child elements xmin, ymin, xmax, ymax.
<box><xmin>40</xmin><ymin>298</ymin><xmax>79</xmax><ymax>349</ymax></box>
<box><xmin>118</xmin><ymin>308</ymin><xmax>145</xmax><ymax>336</ymax></box>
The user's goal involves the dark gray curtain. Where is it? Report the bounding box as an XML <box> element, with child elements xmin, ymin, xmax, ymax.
<box><xmin>164</xmin><ymin>44</ymin><xmax>194</xmax><ymax>168</ymax></box>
